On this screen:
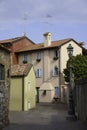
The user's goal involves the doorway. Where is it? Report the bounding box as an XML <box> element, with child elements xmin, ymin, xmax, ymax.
<box><xmin>36</xmin><ymin>87</ymin><xmax>40</xmax><ymax>103</ymax></box>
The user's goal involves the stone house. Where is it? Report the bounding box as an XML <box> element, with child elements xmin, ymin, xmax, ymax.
<box><xmin>0</xmin><ymin>36</ymin><xmax>35</xmax><ymax>64</ymax></box>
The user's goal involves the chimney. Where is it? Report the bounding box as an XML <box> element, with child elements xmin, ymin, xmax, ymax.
<box><xmin>43</xmin><ymin>32</ymin><xmax>51</xmax><ymax>47</ymax></box>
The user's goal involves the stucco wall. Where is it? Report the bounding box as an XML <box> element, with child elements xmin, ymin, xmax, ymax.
<box><xmin>24</xmin><ymin>67</ymin><xmax>36</xmax><ymax>111</ymax></box>
<box><xmin>32</xmin><ymin>51</ymin><xmax>43</xmax><ymax>87</ymax></box>
<box><xmin>9</xmin><ymin>77</ymin><xmax>22</xmax><ymax>111</ymax></box>
<box><xmin>18</xmin><ymin>49</ymin><xmax>59</xmax><ymax>89</ymax></box>
<box><xmin>17</xmin><ymin>42</ymin><xmax>82</xmax><ymax>104</ymax></box>
<box><xmin>60</xmin><ymin>41</ymin><xmax>82</xmax><ymax>73</ymax></box>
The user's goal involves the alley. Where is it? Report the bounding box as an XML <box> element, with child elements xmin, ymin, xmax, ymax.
<box><xmin>3</xmin><ymin>103</ymin><xmax>87</xmax><ymax>130</ymax></box>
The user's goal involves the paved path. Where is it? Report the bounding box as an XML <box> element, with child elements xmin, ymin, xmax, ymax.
<box><xmin>3</xmin><ymin>103</ymin><xmax>87</xmax><ymax>130</ymax></box>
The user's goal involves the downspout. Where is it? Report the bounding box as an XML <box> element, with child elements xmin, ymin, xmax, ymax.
<box><xmin>43</xmin><ymin>51</ymin><xmax>44</xmax><ymax>82</ymax></box>
<box><xmin>22</xmin><ymin>76</ymin><xmax>24</xmax><ymax>111</ymax></box>
<box><xmin>58</xmin><ymin>47</ymin><xmax>61</xmax><ymax>101</ymax></box>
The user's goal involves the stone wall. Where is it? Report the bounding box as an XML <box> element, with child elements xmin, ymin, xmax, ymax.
<box><xmin>75</xmin><ymin>78</ymin><xmax>87</xmax><ymax>123</ymax></box>
<box><xmin>0</xmin><ymin>47</ymin><xmax>10</xmax><ymax>128</ymax></box>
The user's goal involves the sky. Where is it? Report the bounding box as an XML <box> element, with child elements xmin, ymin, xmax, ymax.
<box><xmin>0</xmin><ymin>0</ymin><xmax>87</xmax><ymax>48</ymax></box>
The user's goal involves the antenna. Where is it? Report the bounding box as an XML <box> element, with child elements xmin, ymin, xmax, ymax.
<box><xmin>22</xmin><ymin>12</ymin><xmax>28</xmax><ymax>36</ymax></box>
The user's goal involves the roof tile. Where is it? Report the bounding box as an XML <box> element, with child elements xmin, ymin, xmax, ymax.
<box><xmin>16</xmin><ymin>38</ymin><xmax>73</xmax><ymax>52</ymax></box>
<box><xmin>11</xmin><ymin>64</ymin><xmax>32</xmax><ymax>77</ymax></box>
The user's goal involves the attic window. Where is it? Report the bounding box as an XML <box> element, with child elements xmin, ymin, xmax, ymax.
<box><xmin>53</xmin><ymin>49</ymin><xmax>58</xmax><ymax>60</ymax></box>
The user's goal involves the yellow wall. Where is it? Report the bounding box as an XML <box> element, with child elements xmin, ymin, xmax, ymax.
<box><xmin>9</xmin><ymin>77</ymin><xmax>22</xmax><ymax>111</ymax></box>
<box><xmin>24</xmin><ymin>67</ymin><xmax>36</xmax><ymax>111</ymax></box>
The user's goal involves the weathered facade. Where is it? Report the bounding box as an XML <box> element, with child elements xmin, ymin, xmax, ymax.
<box><xmin>0</xmin><ymin>36</ymin><xmax>35</xmax><ymax>64</ymax></box>
<box><xmin>15</xmin><ymin>32</ymin><xmax>82</xmax><ymax>103</ymax></box>
<box><xmin>0</xmin><ymin>45</ymin><xmax>10</xmax><ymax>127</ymax></box>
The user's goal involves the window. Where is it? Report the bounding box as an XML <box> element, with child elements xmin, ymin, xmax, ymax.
<box><xmin>36</xmin><ymin>69</ymin><xmax>42</xmax><ymax>78</ymax></box>
<box><xmin>43</xmin><ymin>90</ymin><xmax>46</xmax><ymax>96</ymax></box>
<box><xmin>52</xmin><ymin>66</ymin><xmax>58</xmax><ymax>76</ymax></box>
<box><xmin>37</xmin><ymin>52</ymin><xmax>41</xmax><ymax>61</ymax></box>
<box><xmin>53</xmin><ymin>49</ymin><xmax>58</xmax><ymax>60</ymax></box>
<box><xmin>23</xmin><ymin>54</ymin><xmax>28</xmax><ymax>63</ymax></box>
<box><xmin>0</xmin><ymin>64</ymin><xmax>5</xmax><ymax>80</ymax></box>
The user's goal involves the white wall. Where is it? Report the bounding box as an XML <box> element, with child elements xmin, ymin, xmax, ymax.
<box><xmin>60</xmin><ymin>41</ymin><xmax>82</xmax><ymax>73</ymax></box>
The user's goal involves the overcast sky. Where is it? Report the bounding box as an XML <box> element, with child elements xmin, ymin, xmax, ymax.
<box><xmin>0</xmin><ymin>0</ymin><xmax>87</xmax><ymax>48</ymax></box>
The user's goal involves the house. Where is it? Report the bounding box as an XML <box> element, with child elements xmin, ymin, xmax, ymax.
<box><xmin>15</xmin><ymin>32</ymin><xmax>83</xmax><ymax>103</ymax></box>
<box><xmin>0</xmin><ymin>36</ymin><xmax>35</xmax><ymax>64</ymax></box>
<box><xmin>10</xmin><ymin>63</ymin><xmax>36</xmax><ymax>111</ymax></box>
<box><xmin>0</xmin><ymin>44</ymin><xmax>10</xmax><ymax>125</ymax></box>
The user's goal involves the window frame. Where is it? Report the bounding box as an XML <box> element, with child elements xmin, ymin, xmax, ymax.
<box><xmin>52</xmin><ymin>66</ymin><xmax>58</xmax><ymax>76</ymax></box>
<box><xmin>23</xmin><ymin>54</ymin><xmax>28</xmax><ymax>63</ymax></box>
<box><xmin>53</xmin><ymin>49</ymin><xmax>58</xmax><ymax>60</ymax></box>
<box><xmin>37</xmin><ymin>52</ymin><xmax>41</xmax><ymax>61</ymax></box>
<box><xmin>36</xmin><ymin>68</ymin><xmax>42</xmax><ymax>78</ymax></box>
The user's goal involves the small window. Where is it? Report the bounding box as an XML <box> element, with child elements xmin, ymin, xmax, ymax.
<box><xmin>37</xmin><ymin>52</ymin><xmax>41</xmax><ymax>61</ymax></box>
<box><xmin>53</xmin><ymin>49</ymin><xmax>58</xmax><ymax>60</ymax></box>
<box><xmin>52</xmin><ymin>66</ymin><xmax>58</xmax><ymax>76</ymax></box>
<box><xmin>36</xmin><ymin>69</ymin><xmax>42</xmax><ymax>78</ymax></box>
<box><xmin>23</xmin><ymin>54</ymin><xmax>28</xmax><ymax>63</ymax></box>
<box><xmin>43</xmin><ymin>90</ymin><xmax>46</xmax><ymax>96</ymax></box>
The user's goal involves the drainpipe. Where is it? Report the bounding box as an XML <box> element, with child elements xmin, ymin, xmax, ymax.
<box><xmin>58</xmin><ymin>48</ymin><xmax>61</xmax><ymax>101</ymax></box>
<box><xmin>22</xmin><ymin>76</ymin><xmax>24</xmax><ymax>111</ymax></box>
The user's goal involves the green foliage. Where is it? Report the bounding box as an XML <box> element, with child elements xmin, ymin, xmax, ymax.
<box><xmin>63</xmin><ymin>54</ymin><xmax>87</xmax><ymax>82</ymax></box>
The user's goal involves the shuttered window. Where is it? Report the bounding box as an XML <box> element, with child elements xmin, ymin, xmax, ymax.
<box><xmin>52</xmin><ymin>66</ymin><xmax>58</xmax><ymax>76</ymax></box>
<box><xmin>36</xmin><ymin>69</ymin><xmax>42</xmax><ymax>78</ymax></box>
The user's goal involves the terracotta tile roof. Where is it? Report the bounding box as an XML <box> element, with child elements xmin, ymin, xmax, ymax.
<box><xmin>11</xmin><ymin>64</ymin><xmax>33</xmax><ymax>77</ymax></box>
<box><xmin>0</xmin><ymin>44</ymin><xmax>10</xmax><ymax>52</ymax></box>
<box><xmin>0</xmin><ymin>36</ymin><xmax>35</xmax><ymax>44</ymax></box>
<box><xmin>16</xmin><ymin>38</ymin><xmax>75</xmax><ymax>52</ymax></box>
<box><xmin>0</xmin><ymin>37</ymin><xmax>23</xmax><ymax>44</ymax></box>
